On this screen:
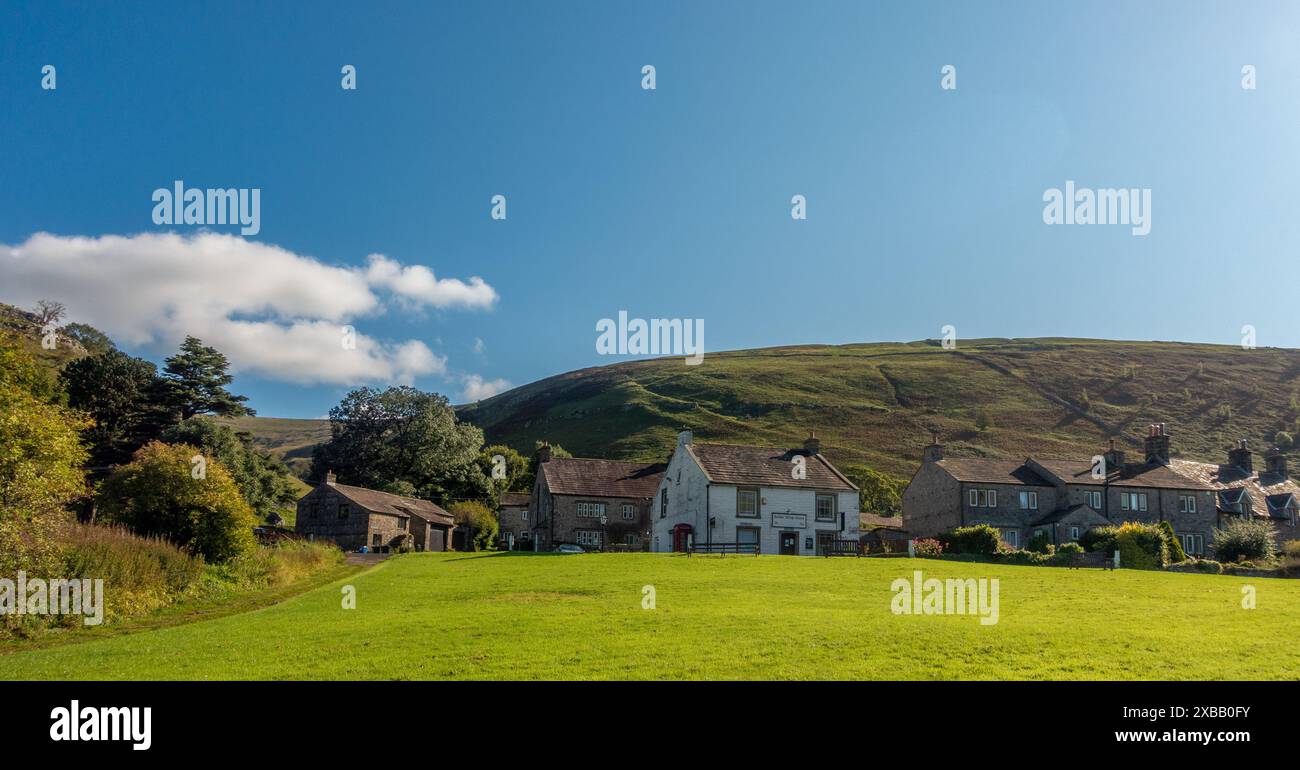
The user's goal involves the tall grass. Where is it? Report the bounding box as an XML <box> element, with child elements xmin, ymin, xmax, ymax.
<box><xmin>2</xmin><ymin>524</ymin><xmax>343</xmax><ymax>639</ymax></box>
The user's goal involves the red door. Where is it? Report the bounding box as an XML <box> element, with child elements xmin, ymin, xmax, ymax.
<box><xmin>672</xmin><ymin>524</ymin><xmax>693</xmax><ymax>552</ymax></box>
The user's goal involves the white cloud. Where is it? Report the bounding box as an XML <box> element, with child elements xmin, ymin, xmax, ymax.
<box><xmin>364</xmin><ymin>254</ymin><xmax>497</xmax><ymax>309</ymax></box>
<box><xmin>461</xmin><ymin>374</ymin><xmax>511</xmax><ymax>402</ymax></box>
<box><xmin>474</xmin><ymin>337</ymin><xmax>485</xmax><ymax>354</ymax></box>
<box><xmin>1</xmin><ymin>232</ymin><xmax>495</xmax><ymax>386</ymax></box>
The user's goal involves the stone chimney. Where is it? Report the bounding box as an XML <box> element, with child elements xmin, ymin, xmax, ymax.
<box><xmin>1143</xmin><ymin>423</ymin><xmax>1171</xmax><ymax>465</ymax></box>
<box><xmin>678</xmin><ymin>430</ymin><xmax>693</xmax><ymax>447</ymax></box>
<box><xmin>1265</xmin><ymin>446</ymin><xmax>1287</xmax><ymax>478</ymax></box>
<box><xmin>1102</xmin><ymin>438</ymin><xmax>1125</xmax><ymax>473</ymax></box>
<box><xmin>325</xmin><ymin>469</ymin><xmax>337</xmax><ymax>486</ymax></box>
<box><xmin>1228</xmin><ymin>439</ymin><xmax>1253</xmax><ymax>474</ymax></box>
<box><xmin>922</xmin><ymin>431</ymin><xmax>944</xmax><ymax>463</ymax></box>
<box><xmin>537</xmin><ymin>442</ymin><xmax>552</xmax><ymax>464</ymax></box>
<box><xmin>802</xmin><ymin>431</ymin><xmax>821</xmax><ymax>456</ymax></box>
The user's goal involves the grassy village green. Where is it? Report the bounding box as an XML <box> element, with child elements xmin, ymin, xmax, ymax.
<box><xmin>2</xmin><ymin>553</ymin><xmax>1296</xmax><ymax>680</ymax></box>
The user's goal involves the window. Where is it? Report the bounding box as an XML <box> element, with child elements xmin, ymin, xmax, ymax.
<box><xmin>1002</xmin><ymin>530</ymin><xmax>1018</xmax><ymax>548</ymax></box>
<box><xmin>1120</xmin><ymin>492</ymin><xmax>1148</xmax><ymax>512</ymax></box>
<box><xmin>371</xmin><ymin>533</ymin><xmax>381</xmax><ymax>547</ymax></box>
<box><xmin>1070</xmin><ymin>526</ymin><xmax>1081</xmax><ymax>541</ymax></box>
<box><xmin>1087</xmin><ymin>491</ymin><xmax>1102</xmax><ymax>509</ymax></box>
<box><xmin>622</xmin><ymin>503</ymin><xmax>635</xmax><ymax>520</ymax></box>
<box><xmin>1019</xmin><ymin>491</ymin><xmax>1038</xmax><ymax>510</ymax></box>
<box><xmin>521</xmin><ymin>509</ymin><xmax>528</xmax><ymax>521</ymax></box>
<box><xmin>576</xmin><ymin>530</ymin><xmax>602</xmax><ymax>547</ymax></box>
<box><xmin>1178</xmin><ymin>533</ymin><xmax>1204</xmax><ymax>556</ymax></box>
<box><xmin>625</xmin><ymin>534</ymin><xmax>636</xmax><ymax>546</ymax></box>
<box><xmin>520</xmin><ymin>530</ymin><xmax>531</xmax><ymax>540</ymax></box>
<box><xmin>737</xmin><ymin>488</ymin><xmax>759</xmax><ymax>518</ymax></box>
<box><xmin>1178</xmin><ymin>495</ymin><xmax>1196</xmax><ymax>514</ymax></box>
<box><xmin>338</xmin><ymin>503</ymin><xmax>350</xmax><ymax>520</ymax></box>
<box><xmin>968</xmin><ymin>488</ymin><xmax>998</xmax><ymax>508</ymax></box>
<box><xmin>736</xmin><ymin>527</ymin><xmax>760</xmax><ymax>547</ymax></box>
<box><xmin>576</xmin><ymin>502</ymin><xmax>606</xmax><ymax>518</ymax></box>
<box><xmin>397</xmin><ymin>517</ymin><xmax>407</xmax><ymax>531</ymax></box>
<box><xmin>660</xmin><ymin>488</ymin><xmax>668</xmax><ymax>518</ymax></box>
<box><xmin>815</xmin><ymin>494</ymin><xmax>836</xmax><ymax>522</ymax></box>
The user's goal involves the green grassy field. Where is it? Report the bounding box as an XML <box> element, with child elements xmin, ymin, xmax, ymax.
<box><xmin>2</xmin><ymin>553</ymin><xmax>1296</xmax><ymax>680</ymax></box>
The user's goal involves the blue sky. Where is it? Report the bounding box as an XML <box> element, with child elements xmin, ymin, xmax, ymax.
<box><xmin>3</xmin><ymin>1</ymin><xmax>1299</xmax><ymax>418</ymax></box>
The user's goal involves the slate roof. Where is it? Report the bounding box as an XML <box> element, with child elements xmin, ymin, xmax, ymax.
<box><xmin>860</xmin><ymin>513</ymin><xmax>907</xmax><ymax>531</ymax></box>
<box><xmin>540</xmin><ymin>458</ymin><xmax>667</xmax><ymax>499</ymax></box>
<box><xmin>936</xmin><ymin>457</ymin><xmax>1209</xmax><ymax>490</ymax></box>
<box><xmin>499</xmin><ymin>492</ymin><xmax>531</xmax><ymax>508</ymax></box>
<box><xmin>1168</xmin><ymin>459</ymin><xmax>1300</xmax><ymax>521</ymax></box>
<box><xmin>329</xmin><ymin>483</ymin><xmax>454</xmax><ymax>525</ymax></box>
<box><xmin>684</xmin><ymin>442</ymin><xmax>857</xmax><ymax>491</ymax></box>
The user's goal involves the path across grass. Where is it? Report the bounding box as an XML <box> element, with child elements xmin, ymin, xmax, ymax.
<box><xmin>1</xmin><ymin>553</ymin><xmax>1296</xmax><ymax>680</ymax></box>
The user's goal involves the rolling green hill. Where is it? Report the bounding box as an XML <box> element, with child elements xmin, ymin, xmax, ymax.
<box><xmin>453</xmin><ymin>338</ymin><xmax>1300</xmax><ymax>479</ymax></box>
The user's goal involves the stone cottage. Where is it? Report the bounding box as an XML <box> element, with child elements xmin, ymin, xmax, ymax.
<box><xmin>295</xmin><ymin>471</ymin><xmax>456</xmax><ymax>552</ymax></box>
<box><xmin>529</xmin><ymin>445</ymin><xmax>666</xmax><ymax>551</ymax></box>
<box><xmin>901</xmin><ymin>424</ymin><xmax>1217</xmax><ymax>554</ymax></box>
<box><xmin>497</xmin><ymin>492</ymin><xmax>532</xmax><ymax>550</ymax></box>
<box><xmin>1169</xmin><ymin>440</ymin><xmax>1300</xmax><ymax>552</ymax></box>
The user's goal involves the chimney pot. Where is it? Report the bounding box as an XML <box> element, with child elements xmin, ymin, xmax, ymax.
<box><xmin>803</xmin><ymin>431</ymin><xmax>821</xmax><ymax>456</ymax></box>
<box><xmin>325</xmin><ymin>469</ymin><xmax>337</xmax><ymax>486</ymax></box>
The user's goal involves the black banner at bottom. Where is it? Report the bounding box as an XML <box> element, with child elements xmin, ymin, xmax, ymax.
<box><xmin>0</xmin><ymin>680</ymin><xmax>1287</xmax><ymax>758</ymax></box>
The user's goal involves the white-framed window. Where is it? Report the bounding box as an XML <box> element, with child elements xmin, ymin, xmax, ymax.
<box><xmin>576</xmin><ymin>530</ymin><xmax>602</xmax><ymax>546</ymax></box>
<box><xmin>1087</xmin><ymin>491</ymin><xmax>1102</xmax><ymax>509</ymax></box>
<box><xmin>621</xmin><ymin>503</ymin><xmax>635</xmax><ymax>520</ymax></box>
<box><xmin>576</xmin><ymin>502</ymin><xmax>606</xmax><ymax>518</ymax></box>
<box><xmin>1178</xmin><ymin>533</ymin><xmax>1204</xmax><ymax>556</ymax></box>
<box><xmin>1120</xmin><ymin>492</ymin><xmax>1148</xmax><ymax>512</ymax></box>
<box><xmin>1002</xmin><ymin>530</ymin><xmax>1018</xmax><ymax>548</ymax></box>
<box><xmin>1019</xmin><ymin>491</ymin><xmax>1038</xmax><ymax>510</ymax></box>
<box><xmin>968</xmin><ymin>488</ymin><xmax>997</xmax><ymax>508</ymax></box>
<box><xmin>815</xmin><ymin>494</ymin><xmax>836</xmax><ymax>521</ymax></box>
<box><xmin>736</xmin><ymin>527</ymin><xmax>760</xmax><ymax>546</ymax></box>
<box><xmin>1070</xmin><ymin>526</ymin><xmax>1081</xmax><ymax>541</ymax></box>
<box><xmin>1178</xmin><ymin>495</ymin><xmax>1196</xmax><ymax>513</ymax></box>
<box><xmin>520</xmin><ymin>530</ymin><xmax>531</xmax><ymax>540</ymax></box>
<box><xmin>521</xmin><ymin>509</ymin><xmax>529</xmax><ymax>521</ymax></box>
<box><xmin>737</xmin><ymin>488</ymin><xmax>759</xmax><ymax>518</ymax></box>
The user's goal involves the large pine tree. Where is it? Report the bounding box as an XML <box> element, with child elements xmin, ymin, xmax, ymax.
<box><xmin>162</xmin><ymin>336</ymin><xmax>254</xmax><ymax>420</ymax></box>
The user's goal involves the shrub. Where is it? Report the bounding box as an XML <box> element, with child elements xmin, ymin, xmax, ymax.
<box><xmin>1025</xmin><ymin>531</ymin><xmax>1053</xmax><ymax>554</ymax></box>
<box><xmin>448</xmin><ymin>500</ymin><xmax>498</xmax><ymax>551</ymax></box>
<box><xmin>1284</xmin><ymin>540</ymin><xmax>1300</xmax><ymax>576</ymax></box>
<box><xmin>912</xmin><ymin>538</ymin><xmax>944</xmax><ymax>556</ymax></box>
<box><xmin>937</xmin><ymin>524</ymin><xmax>1002</xmax><ymax>555</ymax></box>
<box><xmin>1212</xmin><ymin>519</ymin><xmax>1278</xmax><ymax>564</ymax></box>
<box><xmin>98</xmin><ymin>441</ymin><xmax>258</xmax><ymax>562</ymax></box>
<box><xmin>1158</xmin><ymin>521</ymin><xmax>1186</xmax><ymax>562</ymax></box>
<box><xmin>1112</xmin><ymin>522</ymin><xmax>1169</xmax><ymax>569</ymax></box>
<box><xmin>1001</xmin><ymin>549</ymin><xmax>1050</xmax><ymax>566</ymax></box>
<box><xmin>1056</xmin><ymin>541</ymin><xmax>1084</xmax><ymax>556</ymax></box>
<box><xmin>1080</xmin><ymin>526</ymin><xmax>1117</xmax><ymax>554</ymax></box>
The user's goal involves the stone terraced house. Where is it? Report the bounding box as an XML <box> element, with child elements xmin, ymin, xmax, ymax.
<box><xmin>651</xmin><ymin>431</ymin><xmax>860</xmax><ymax>555</ymax></box>
<box><xmin>1169</xmin><ymin>440</ymin><xmax>1300</xmax><ymax>551</ymax></box>
<box><xmin>902</xmin><ymin>424</ymin><xmax>1218</xmax><ymax>555</ymax></box>
<box><xmin>295</xmin><ymin>471</ymin><xmax>456</xmax><ymax>552</ymax></box>
<box><xmin>529</xmin><ymin>446</ymin><xmax>667</xmax><ymax>551</ymax></box>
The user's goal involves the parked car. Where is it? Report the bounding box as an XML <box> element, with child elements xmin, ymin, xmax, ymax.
<box><xmin>554</xmin><ymin>543</ymin><xmax>585</xmax><ymax>554</ymax></box>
